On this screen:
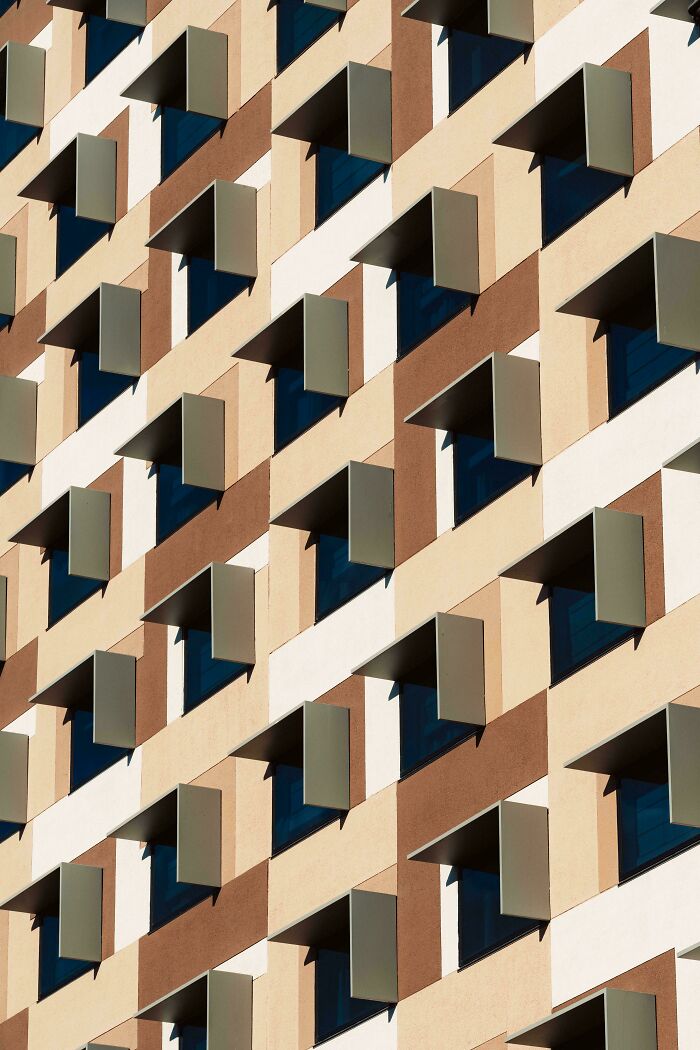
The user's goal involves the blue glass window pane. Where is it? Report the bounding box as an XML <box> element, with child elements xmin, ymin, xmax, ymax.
<box><xmin>618</xmin><ymin>769</ymin><xmax>700</xmax><ymax>880</ymax></box>
<box><xmin>156</xmin><ymin>462</ymin><xmax>218</xmax><ymax>544</ymax></box>
<box><xmin>161</xmin><ymin>106</ymin><xmax>222</xmax><ymax>181</ymax></box>
<box><xmin>315</xmin><ymin>948</ymin><xmax>385</xmax><ymax>1043</ymax></box>
<box><xmin>0</xmin><ymin>459</ymin><xmax>30</xmax><ymax>496</ymax></box>
<box><xmin>184</xmin><ymin>628</ymin><xmax>246</xmax><ymax>714</ymax></box>
<box><xmin>78</xmin><ymin>350</ymin><xmax>134</xmax><ymax>426</ymax></box>
<box><xmin>448</xmin><ymin>29</ymin><xmax>526</xmax><ymax>113</ymax></box>
<box><xmin>316</xmin><ymin>145</ymin><xmax>384</xmax><ymax>225</ymax></box>
<box><xmin>0</xmin><ymin>313</ymin><xmax>10</xmax><ymax>331</ymax></box>
<box><xmin>458</xmin><ymin>866</ymin><xmax>538</xmax><ymax>967</ymax></box>
<box><xmin>549</xmin><ymin>585</ymin><xmax>633</xmax><ymax>684</ymax></box>
<box><xmin>56</xmin><ymin>204</ymin><xmax>110</xmax><ymax>277</ymax></box>
<box><xmin>0</xmin><ymin>115</ymin><xmax>37</xmax><ymax>172</ymax></box>
<box><xmin>70</xmin><ymin>707</ymin><xmax>129</xmax><ymax>792</ymax></box>
<box><xmin>607</xmin><ymin>322</ymin><xmax>697</xmax><ymax>416</ymax></box>
<box><xmin>277</xmin><ymin>0</ymin><xmax>339</xmax><ymax>72</ymax></box>
<box><xmin>275</xmin><ymin>365</ymin><xmax>341</xmax><ymax>450</ymax></box>
<box><xmin>0</xmin><ymin>820</ymin><xmax>22</xmax><ymax>843</ymax></box>
<box><xmin>150</xmin><ymin>842</ymin><xmax>212</xmax><ymax>931</ymax></box>
<box><xmin>400</xmin><ymin>682</ymin><xmax>473</xmax><ymax>777</ymax></box>
<box><xmin>187</xmin><ymin>255</ymin><xmax>249</xmax><ymax>335</ymax></box>
<box><xmin>180</xmin><ymin>1027</ymin><xmax>207</xmax><ymax>1050</ymax></box>
<box><xmin>541</xmin><ymin>152</ymin><xmax>626</xmax><ymax>245</ymax></box>
<box><xmin>48</xmin><ymin>547</ymin><xmax>102</xmax><ymax>627</ymax></box>
<box><xmin>316</xmin><ymin>532</ymin><xmax>385</xmax><ymax>620</ymax></box>
<box><xmin>38</xmin><ymin>914</ymin><xmax>92</xmax><ymax>999</ymax></box>
<box><xmin>454</xmin><ymin>432</ymin><xmax>531</xmax><ymax>524</ymax></box>
<box><xmin>0</xmin><ymin>0</ymin><xmax>16</xmax><ymax>14</ymax></box>
<box><xmin>272</xmin><ymin>762</ymin><xmax>337</xmax><ymax>854</ymax></box>
<box><xmin>85</xmin><ymin>14</ymin><xmax>141</xmax><ymax>83</ymax></box>
<box><xmin>397</xmin><ymin>270</ymin><xmax>470</xmax><ymax>358</ymax></box>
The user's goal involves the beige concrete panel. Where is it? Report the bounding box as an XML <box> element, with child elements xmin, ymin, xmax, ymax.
<box><xmin>237</xmin><ymin>357</ymin><xmax>274</xmax><ymax>483</ymax></box>
<box><xmin>213</xmin><ymin>1</ymin><xmax>242</xmax><ymax>117</ymax></box>
<box><xmin>268</xmin><ymin>525</ymin><xmax>304</xmax><ymax>652</ymax></box>
<box><xmin>299</xmin><ymin>143</ymin><xmax>316</xmax><ymax>245</ymax></box>
<box><xmin>27</xmin><ymin>705</ymin><xmax>60</xmax><ymax>820</ymax></box>
<box><xmin>358</xmin><ymin>865</ymin><xmax>397</xmax><ymax>896</ymax></box>
<box><xmin>0</xmin><ymin>469</ymin><xmax>41</xmax><ymax>564</ymax></box>
<box><xmin>96</xmin><ymin>1018</ymin><xmax>140</xmax><ymax>1046</ymax></box>
<box><xmin>450</xmin><ymin>580</ymin><xmax>503</xmax><ymax>722</ymax></box>
<box><xmin>152</xmin><ymin>0</ymin><xmax>235</xmax><ymax>53</ymax></box>
<box><xmin>367</xmin><ymin>442</ymin><xmax>394</xmax><ymax>469</ymax></box>
<box><xmin>234</xmin><ymin>752</ymin><xmax>271</xmax><ymax>877</ymax></box>
<box><xmin>0</xmin><ymin>825</ymin><xmax>31</xmax><ymax>911</ymax></box>
<box><xmin>371</xmin><ymin>44</ymin><xmax>392</xmax><ymax>71</ymax></box>
<box><xmin>194</xmin><ymin>757</ymin><xmax>236</xmax><ymax>885</ymax></box>
<box><xmin>110</xmin><ymin>624</ymin><xmax>145</xmax><ymax>661</ymax></box>
<box><xmin>35</xmin><ymin>348</ymin><xmax>74</xmax><ymax>462</ymax></box>
<box><xmin>548</xmin><ymin>760</ymin><xmax>600</xmax><ymax>919</ymax></box>
<box><xmin>0</xmin><ymin>139</ymin><xmax>50</xmax><ymax>231</ymax></box>
<box><xmin>6</xmin><ymin>911</ymin><xmax>37</xmax><ymax>1021</ymax></box>
<box><xmin>596</xmin><ymin>772</ymin><xmax>618</xmax><ymax>893</ymax></box>
<box><xmin>533</xmin><ymin>0</ymin><xmax>580</xmax><ymax>36</ymax></box>
<box><xmin>586</xmin><ymin>319</ymin><xmax>608</xmax><ymax>431</ymax></box>
<box><xmin>0</xmin><ymin>908</ymin><xmax>6</xmax><ymax>1021</ymax></box>
<box><xmin>16</xmin><ymin>546</ymin><xmax>48</xmax><ymax>654</ymax></box>
<box><xmin>298</xmin><ymin>532</ymin><xmax>315</xmax><ymax>634</ymax></box>
<box><xmin>271</xmin><ymin>135</ymin><xmax>304</xmax><ymax>262</ymax></box>
<box><xmin>44</xmin><ymin>11</ymin><xmax>80</xmax><ymax>123</ymax></box>
<box><xmin>499</xmin><ymin>578</ymin><xmax>550</xmax><ymax>716</ymax></box>
<box><xmin>298</xmin><ymin>947</ymin><xmax>314</xmax><ymax>1050</ymax></box>
<box><xmin>268</xmin><ymin>783</ymin><xmax>397</xmax><ymax>932</ymax></box>
<box><xmin>240</xmin><ymin>0</ymin><xmax>275</xmax><ymax>107</ymax></box>
<box><xmin>493</xmin><ymin>143</ymin><xmax>542</xmax><ymax>281</ymax></box>
<box><xmin>454</xmin><ymin>158</ymin><xmax>496</xmax><ymax>292</ymax></box>
<box><xmin>25</xmin><ymin>204</ymin><xmax>56</xmax><ymax>311</ymax></box>
<box><xmin>53</xmin><ymin>705</ymin><xmax>71</xmax><ymax>803</ymax></box>
<box><xmin>267</xmin><ymin>941</ymin><xmax>304</xmax><ymax>1050</ymax></box>
<box><xmin>204</xmin><ymin>365</ymin><xmax>240</xmax><ymax>489</ymax></box>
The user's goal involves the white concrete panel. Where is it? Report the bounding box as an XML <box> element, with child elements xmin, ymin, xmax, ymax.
<box><xmin>219</xmin><ymin>938</ymin><xmax>268</xmax><ymax>979</ymax></box>
<box><xmin>509</xmin><ymin>332</ymin><xmax>540</xmax><ymax>362</ymax></box>
<box><xmin>321</xmin><ymin>1009</ymin><xmax>397</xmax><ymax>1050</ymax></box>
<box><xmin>237</xmin><ymin>151</ymin><xmax>272</xmax><ymax>190</ymax></box>
<box><xmin>649</xmin><ymin>16</ymin><xmax>700</xmax><ymax>160</ymax></box>
<box><xmin>364</xmin><ymin>677</ymin><xmax>400</xmax><ymax>798</ymax></box>
<box><xmin>166</xmin><ymin>625</ymin><xmax>185</xmax><ymax>724</ymax></box>
<box><xmin>676</xmin><ymin>953</ymin><xmax>700</xmax><ymax>1050</ymax></box>
<box><xmin>269</xmin><ymin>578</ymin><xmax>395</xmax><ymax>720</ymax></box>
<box><xmin>4</xmin><ymin>708</ymin><xmax>37</xmax><ymax>737</ymax></box>
<box><xmin>122</xmin><ymin>457</ymin><xmax>157</xmax><ymax>569</ymax></box>
<box><xmin>127</xmin><ymin>102</ymin><xmax>161</xmax><ymax>211</ymax></box>
<box><xmin>507</xmin><ymin>776</ymin><xmax>549</xmax><ymax>808</ymax></box>
<box><xmin>662</xmin><ymin>466</ymin><xmax>700</xmax><ymax>613</ymax></box>
<box><xmin>435</xmin><ymin>429</ymin><xmax>455</xmax><ymax>537</ymax></box>
<box><xmin>114</xmin><ymin>838</ymin><xmax>150</xmax><ymax>952</ymax></box>
<box><xmin>172</xmin><ymin>253</ymin><xmax>188</xmax><ymax>348</ymax></box>
<box><xmin>31</xmin><ymin>20</ymin><xmax>53</xmax><ymax>49</ymax></box>
<box><xmin>362</xmin><ymin>263</ymin><xmax>397</xmax><ymax>385</ymax></box>
<box><xmin>440</xmin><ymin>864</ymin><xmax>460</xmax><ymax>977</ymax></box>
<box><xmin>228</xmin><ymin>532</ymin><xmax>270</xmax><ymax>572</ymax></box>
<box><xmin>432</xmin><ymin>25</ymin><xmax>450</xmax><ymax>127</ymax></box>
<box><xmin>19</xmin><ymin>353</ymin><xmax>45</xmax><ymax>384</ymax></box>
<box><xmin>161</xmin><ymin>1023</ymin><xmax>176</xmax><ymax>1049</ymax></box>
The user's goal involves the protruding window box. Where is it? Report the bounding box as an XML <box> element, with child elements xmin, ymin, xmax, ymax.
<box><xmin>276</xmin><ymin>0</ymin><xmax>342</xmax><ymax>73</ymax></box>
<box><xmin>137</xmin><ymin>968</ymin><xmax>253</xmax><ymax>1050</ymax></box>
<box><xmin>506</xmin><ymin>987</ymin><xmax>657</xmax><ymax>1050</ymax></box>
<box><xmin>0</xmin><ymin>728</ymin><xmax>28</xmax><ymax>842</ymax></box>
<box><xmin>651</xmin><ymin>0</ymin><xmax>700</xmax><ymax>21</ymax></box>
<box><xmin>0</xmin><ymin>232</ymin><xmax>16</xmax><ymax>329</ymax></box>
<box><xmin>0</xmin><ymin>41</ymin><xmax>44</xmax><ymax>170</ymax></box>
<box><xmin>0</xmin><ymin>372</ymin><xmax>37</xmax><ymax>495</ymax></box>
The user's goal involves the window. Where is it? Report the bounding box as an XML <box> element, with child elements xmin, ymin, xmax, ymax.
<box><xmin>56</xmin><ymin>204</ymin><xmax>111</xmax><ymax>277</ymax></box>
<box><xmin>272</xmin><ymin>762</ymin><xmax>337</xmax><ymax>854</ymax></box>
<box><xmin>187</xmin><ymin>254</ymin><xmax>249</xmax><ymax>335</ymax></box>
<box><xmin>540</xmin><ymin>148</ymin><xmax>626</xmax><ymax>245</ymax></box>
<box><xmin>448</xmin><ymin>28</ymin><xmax>526</xmax><ymax>113</ymax></box>
<box><xmin>156</xmin><ymin>462</ymin><xmax>218</xmax><ymax>544</ymax></box>
<box><xmin>0</xmin><ymin>114</ymin><xmax>37</xmax><ymax>172</ymax></box>
<box><xmin>400</xmin><ymin>682</ymin><xmax>474</xmax><ymax>777</ymax></box>
<box><xmin>0</xmin><ymin>459</ymin><xmax>30</xmax><ymax>497</ymax></box>
<box><xmin>161</xmin><ymin>106</ymin><xmax>222</xmax><ymax>182</ymax></box>
<box><xmin>397</xmin><ymin>270</ymin><xmax>470</xmax><ymax>358</ymax></box>
<box><xmin>183</xmin><ymin>628</ymin><xmax>246</xmax><ymax>714</ymax></box>
<box><xmin>277</xmin><ymin>0</ymin><xmax>339</xmax><ymax>72</ymax></box>
<box><xmin>70</xmin><ymin>707</ymin><xmax>129</xmax><ymax>792</ymax></box>
<box><xmin>38</xmin><ymin>913</ymin><xmax>93</xmax><ymax>999</ymax></box>
<box><xmin>180</xmin><ymin>1028</ymin><xmax>207</xmax><ymax>1050</ymax></box>
<box><xmin>85</xmin><ymin>14</ymin><xmax>141</xmax><ymax>84</ymax></box>
<box><xmin>0</xmin><ymin>820</ymin><xmax>22</xmax><ymax>844</ymax></box>
<box><xmin>454</xmin><ymin>432</ymin><xmax>532</xmax><ymax>524</ymax></box>
<box><xmin>315</xmin><ymin>947</ymin><xmax>385</xmax><ymax>1043</ymax></box>
<box><xmin>274</xmin><ymin>364</ymin><xmax>341</xmax><ymax>450</ymax></box>
<box><xmin>607</xmin><ymin>321</ymin><xmax>697</xmax><ymax>416</ymax></box>
<box><xmin>0</xmin><ymin>0</ymin><xmax>15</xmax><ymax>13</ymax></box>
<box><xmin>78</xmin><ymin>349</ymin><xmax>134</xmax><ymax>427</ymax></box>
<box><xmin>150</xmin><ymin>842</ymin><xmax>212</xmax><ymax>931</ymax></box>
<box><xmin>316</xmin><ymin>144</ymin><xmax>384</xmax><ymax>225</ymax></box>
<box><xmin>48</xmin><ymin>547</ymin><xmax>102</xmax><ymax>627</ymax></box>
<box><xmin>458</xmin><ymin>866</ymin><xmax>538</xmax><ymax>967</ymax></box>
<box><xmin>315</xmin><ymin>533</ymin><xmax>385</xmax><ymax>620</ymax></box>
<box><xmin>549</xmin><ymin>585</ymin><xmax>634</xmax><ymax>684</ymax></box>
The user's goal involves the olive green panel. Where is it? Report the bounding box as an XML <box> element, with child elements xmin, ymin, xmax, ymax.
<box><xmin>488</xmin><ymin>0</ymin><xmax>534</xmax><ymax>42</ymax></box>
<box><xmin>435</xmin><ymin>612</ymin><xmax>485</xmax><ymax>726</ymax></box>
<box><xmin>304</xmin><ymin>294</ymin><xmax>349</xmax><ymax>398</ymax></box>
<box><xmin>583</xmin><ymin>63</ymin><xmax>633</xmax><ymax>177</ymax></box>
<box><xmin>664</xmin><ymin>438</ymin><xmax>700</xmax><ymax>473</ymax></box>
<box><xmin>209</xmin><ymin>969</ymin><xmax>253</xmax><ymax>1050</ymax></box>
<box><xmin>507</xmin><ymin>989</ymin><xmax>607</xmax><ymax>1045</ymax></box>
<box><xmin>651</xmin><ymin>0</ymin><xmax>695</xmax><ymax>19</ymax></box>
<box><xmin>176</xmin><ymin>783</ymin><xmax>222</xmax><ymax>888</ymax></box>
<box><xmin>349</xmin><ymin>889</ymin><xmax>397</xmax><ymax>1003</ymax></box>
<box><xmin>667</xmin><ymin>703</ymin><xmax>700</xmax><ymax>828</ymax></box>
<box><xmin>105</xmin><ymin>0</ymin><xmax>147</xmax><ymax>25</ymax></box>
<box><xmin>99</xmin><ymin>283</ymin><xmax>141</xmax><ymax>377</ymax></box>
<box><xmin>93</xmin><ymin>650</ymin><xmax>136</xmax><ymax>750</ymax></box>
<box><xmin>0</xmin><ymin>730</ymin><xmax>28</xmax><ymax>824</ymax></box>
<box><xmin>0</xmin><ymin>575</ymin><xmax>6</xmax><ymax>664</ymax></box>
<box><xmin>492</xmin><ymin>353</ymin><xmax>542</xmax><ymax>466</ymax></box>
<box><xmin>653</xmin><ymin>232</ymin><xmax>700</xmax><ymax>353</ymax></box>
<box><xmin>215</xmin><ymin>180</ymin><xmax>257</xmax><ymax>278</ymax></box>
<box><xmin>0</xmin><ymin>233</ymin><xmax>16</xmax><ymax>318</ymax></box>
<box><xmin>4</xmin><ymin>41</ymin><xmax>45</xmax><ymax>128</ymax></box>
<box><xmin>211</xmin><ymin>562</ymin><xmax>256</xmax><ymax>665</ymax></box>
<box><xmin>347</xmin><ymin>62</ymin><xmax>392</xmax><ymax>164</ymax></box>
<box><xmin>593</xmin><ymin>506</ymin><xmax>646</xmax><ymax>628</ymax></box>
<box><xmin>303</xmin><ymin>701</ymin><xmax>349</xmax><ymax>810</ymax></box>
<box><xmin>305</xmin><ymin>0</ymin><xmax>346</xmax><ymax>10</ymax></box>
<box><xmin>348</xmin><ymin>461</ymin><xmax>394</xmax><ymax>570</ymax></box>
<box><xmin>75</xmin><ymin>133</ymin><xmax>117</xmax><ymax>224</ymax></box>
<box><xmin>186</xmin><ymin>26</ymin><xmax>228</xmax><ymax>120</ymax></box>
<box><xmin>499</xmin><ymin>800</ymin><xmax>550</xmax><ymax>921</ymax></box>
<box><xmin>678</xmin><ymin>940</ymin><xmax>700</xmax><ymax>960</ymax></box>
<box><xmin>0</xmin><ymin>375</ymin><xmax>37</xmax><ymax>466</ymax></box>
<box><xmin>181</xmin><ymin>392</ymin><xmax>225</xmax><ymax>491</ymax></box>
<box><xmin>59</xmin><ymin>863</ymin><xmax>102</xmax><ymax>963</ymax></box>
<box><xmin>604</xmin><ymin>989</ymin><xmax>657</xmax><ymax>1050</ymax></box>
<box><xmin>68</xmin><ymin>486</ymin><xmax>111</xmax><ymax>582</ymax></box>
<box><xmin>432</xmin><ymin>187</ymin><xmax>480</xmax><ymax>294</ymax></box>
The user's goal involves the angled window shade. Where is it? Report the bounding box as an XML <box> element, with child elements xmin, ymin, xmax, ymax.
<box><xmin>0</xmin><ymin>232</ymin><xmax>16</xmax><ymax>319</ymax></box>
<box><xmin>122</xmin><ymin>25</ymin><xmax>227</xmax><ymax>118</ymax></box>
<box><xmin>304</xmin><ymin>0</ymin><xmax>346</xmax><ymax>10</ymax></box>
<box><xmin>651</xmin><ymin>0</ymin><xmax>699</xmax><ymax>20</ymax></box>
<box><xmin>664</xmin><ymin>438</ymin><xmax>700</xmax><ymax>472</ymax></box>
<box><xmin>11</xmin><ymin>486</ymin><xmax>111</xmax><ymax>583</ymax></box>
<box><xmin>49</xmin><ymin>0</ymin><xmax>146</xmax><ymax>23</ymax></box>
<box><xmin>137</xmin><ymin>968</ymin><xmax>253</xmax><ymax>1050</ymax></box>
<box><xmin>507</xmin><ymin>988</ymin><xmax>657</xmax><ymax>1049</ymax></box>
<box><xmin>40</xmin><ymin>283</ymin><xmax>141</xmax><ymax>378</ymax></box>
<box><xmin>19</xmin><ymin>133</ymin><xmax>117</xmax><ymax>224</ymax></box>
<box><xmin>1</xmin><ymin>40</ymin><xmax>45</xmax><ymax>128</ymax></box>
<box><xmin>402</xmin><ymin>0</ymin><xmax>534</xmax><ymax>42</ymax></box>
<box><xmin>0</xmin><ymin>730</ymin><xmax>28</xmax><ymax>825</ymax></box>
<box><xmin>0</xmin><ymin>375</ymin><xmax>37</xmax><ymax>467</ymax></box>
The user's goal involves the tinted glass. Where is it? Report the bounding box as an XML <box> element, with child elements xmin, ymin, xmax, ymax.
<box><xmin>541</xmin><ymin>152</ymin><xmax>626</xmax><ymax>245</ymax></box>
<box><xmin>272</xmin><ymin>762</ymin><xmax>337</xmax><ymax>854</ymax></box>
<box><xmin>454</xmin><ymin>432</ymin><xmax>531</xmax><ymax>524</ymax></box>
<box><xmin>275</xmin><ymin>365</ymin><xmax>341</xmax><ymax>450</ymax></box>
<box><xmin>187</xmin><ymin>254</ymin><xmax>249</xmax><ymax>335</ymax></box>
<box><xmin>0</xmin><ymin>0</ymin><xmax>16</xmax><ymax>14</ymax></box>
<box><xmin>38</xmin><ymin>913</ymin><xmax>92</xmax><ymax>1000</ymax></box>
<box><xmin>316</xmin><ymin>532</ymin><xmax>385</xmax><ymax>620</ymax></box>
<box><xmin>48</xmin><ymin>547</ymin><xmax>102</xmax><ymax>627</ymax></box>
<box><xmin>458</xmin><ymin>866</ymin><xmax>538</xmax><ymax>967</ymax></box>
<box><xmin>400</xmin><ymin>682</ymin><xmax>473</xmax><ymax>777</ymax></box>
<box><xmin>161</xmin><ymin>106</ymin><xmax>222</xmax><ymax>181</ymax></box>
<box><xmin>277</xmin><ymin>0</ymin><xmax>338</xmax><ymax>72</ymax></box>
<box><xmin>0</xmin><ymin>821</ymin><xmax>22</xmax><ymax>843</ymax></box>
<box><xmin>181</xmin><ymin>1027</ymin><xmax>207</xmax><ymax>1050</ymax></box>
<box><xmin>315</xmin><ymin>947</ymin><xmax>385</xmax><ymax>1043</ymax></box>
<box><xmin>0</xmin><ymin>313</ymin><xmax>10</xmax><ymax>331</ymax></box>
<box><xmin>85</xmin><ymin>14</ymin><xmax>141</xmax><ymax>83</ymax></box>
<box><xmin>70</xmin><ymin>707</ymin><xmax>129</xmax><ymax>792</ymax></box>
<box><xmin>156</xmin><ymin>462</ymin><xmax>218</xmax><ymax>544</ymax></box>
<box><xmin>184</xmin><ymin>628</ymin><xmax>246</xmax><ymax>714</ymax></box>
<box><xmin>549</xmin><ymin>585</ymin><xmax>633</xmax><ymax>684</ymax></box>
<box><xmin>607</xmin><ymin>321</ymin><xmax>697</xmax><ymax>416</ymax></box>
<box><xmin>78</xmin><ymin>349</ymin><xmax>134</xmax><ymax>426</ymax></box>
<box><xmin>0</xmin><ymin>116</ymin><xmax>37</xmax><ymax>172</ymax></box>
<box><xmin>56</xmin><ymin>204</ymin><xmax>111</xmax><ymax>277</ymax></box>
<box><xmin>316</xmin><ymin>145</ymin><xmax>384</xmax><ymax>225</ymax></box>
<box><xmin>397</xmin><ymin>270</ymin><xmax>470</xmax><ymax>358</ymax></box>
<box><xmin>150</xmin><ymin>842</ymin><xmax>212</xmax><ymax>931</ymax></box>
<box><xmin>448</xmin><ymin>29</ymin><xmax>526</xmax><ymax>113</ymax></box>
<box><xmin>618</xmin><ymin>764</ymin><xmax>700</xmax><ymax>879</ymax></box>
<box><xmin>0</xmin><ymin>458</ymin><xmax>30</xmax><ymax>496</ymax></box>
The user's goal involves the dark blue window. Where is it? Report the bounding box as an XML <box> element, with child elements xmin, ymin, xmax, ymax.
<box><xmin>454</xmin><ymin>432</ymin><xmax>532</xmax><ymax>524</ymax></box>
<box><xmin>275</xmin><ymin>365</ymin><xmax>341</xmax><ymax>450</ymax></box>
<box><xmin>56</xmin><ymin>204</ymin><xmax>111</xmax><ymax>277</ymax></box>
<box><xmin>38</xmin><ymin>913</ymin><xmax>93</xmax><ymax>999</ymax></box>
<box><xmin>78</xmin><ymin>350</ymin><xmax>134</xmax><ymax>427</ymax></box>
<box><xmin>315</xmin><ymin>948</ymin><xmax>385</xmax><ymax>1043</ymax></box>
<box><xmin>272</xmin><ymin>762</ymin><xmax>337</xmax><ymax>854</ymax></box>
<box><xmin>549</xmin><ymin>585</ymin><xmax>634</xmax><ymax>684</ymax></box>
<box><xmin>0</xmin><ymin>115</ymin><xmax>37</xmax><ymax>172</ymax></box>
<box><xmin>0</xmin><ymin>1</ymin><xmax>16</xmax><ymax>14</ymax></box>
<box><xmin>397</xmin><ymin>270</ymin><xmax>470</xmax><ymax>358</ymax></box>
<box><xmin>400</xmin><ymin>682</ymin><xmax>474</xmax><ymax>777</ymax></box>
<box><xmin>0</xmin><ymin>312</ymin><xmax>10</xmax><ymax>331</ymax></box>
<box><xmin>448</xmin><ymin>29</ymin><xmax>526</xmax><ymax>113</ymax></box>
<box><xmin>156</xmin><ymin>462</ymin><xmax>218</xmax><ymax>544</ymax></box>
<box><xmin>316</xmin><ymin>145</ymin><xmax>384</xmax><ymax>225</ymax></box>
<box><xmin>150</xmin><ymin>842</ymin><xmax>212</xmax><ymax>931</ymax></box>
<box><xmin>70</xmin><ymin>707</ymin><xmax>129</xmax><ymax>792</ymax></box>
<box><xmin>180</xmin><ymin>1027</ymin><xmax>207</xmax><ymax>1050</ymax></box>
<box><xmin>187</xmin><ymin>255</ymin><xmax>249</xmax><ymax>335</ymax></box>
<box><xmin>0</xmin><ymin>820</ymin><xmax>22</xmax><ymax>843</ymax></box>
<box><xmin>316</xmin><ymin>533</ymin><xmax>385</xmax><ymax>620</ymax></box>
<box><xmin>161</xmin><ymin>106</ymin><xmax>222</xmax><ymax>181</ymax></box>
<box><xmin>48</xmin><ymin>547</ymin><xmax>102</xmax><ymax>627</ymax></box>
<box><xmin>607</xmin><ymin>322</ymin><xmax>697</xmax><ymax>416</ymax></box>
<box><xmin>184</xmin><ymin>628</ymin><xmax>246</xmax><ymax>714</ymax></box>
<box><xmin>277</xmin><ymin>0</ymin><xmax>339</xmax><ymax>72</ymax></box>
<box><xmin>0</xmin><ymin>459</ymin><xmax>30</xmax><ymax>497</ymax></box>
<box><xmin>541</xmin><ymin>152</ymin><xmax>626</xmax><ymax>245</ymax></box>
<box><xmin>85</xmin><ymin>14</ymin><xmax>141</xmax><ymax>83</ymax></box>
<box><xmin>458</xmin><ymin>866</ymin><xmax>538</xmax><ymax>967</ymax></box>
